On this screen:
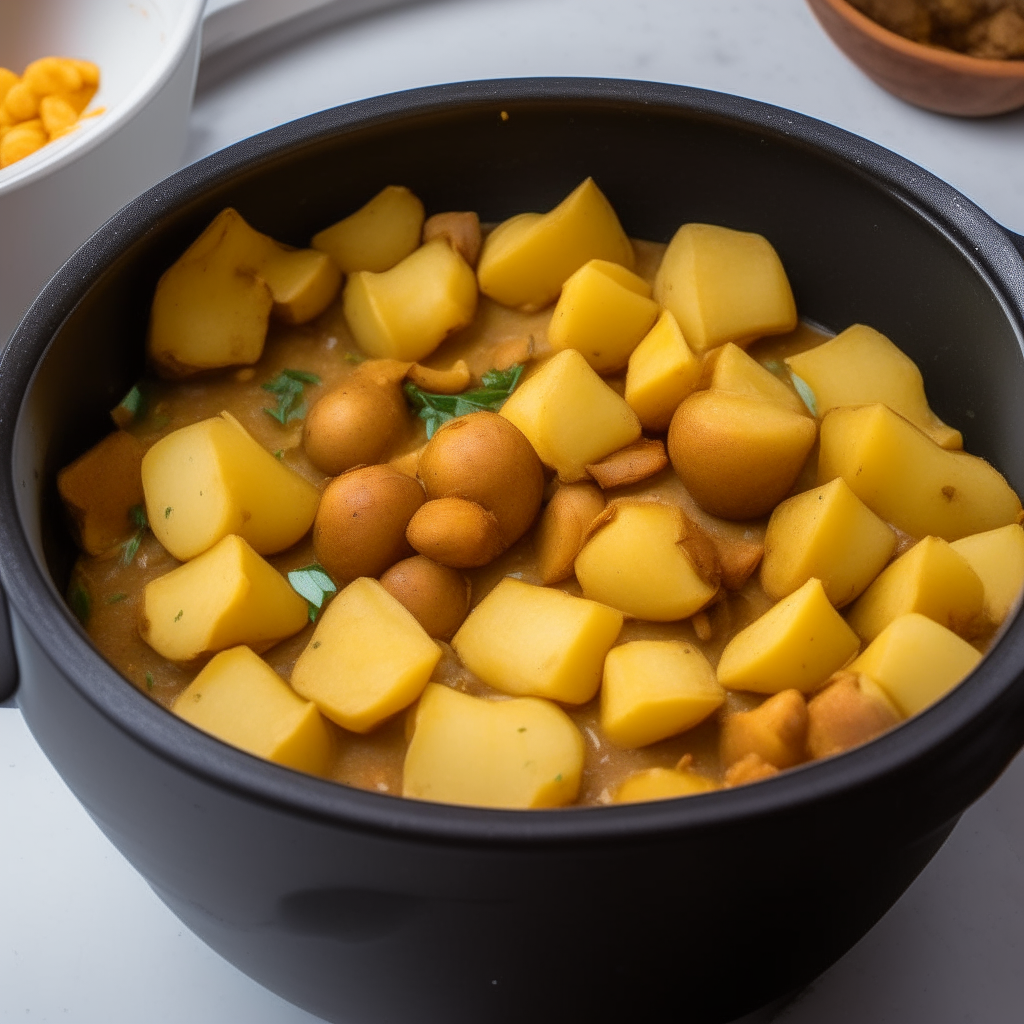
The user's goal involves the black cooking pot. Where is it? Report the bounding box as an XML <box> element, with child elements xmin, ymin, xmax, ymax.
<box><xmin>2</xmin><ymin>79</ymin><xmax>1024</xmax><ymax>1024</ymax></box>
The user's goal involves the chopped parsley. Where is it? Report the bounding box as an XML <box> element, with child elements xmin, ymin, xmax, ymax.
<box><xmin>107</xmin><ymin>592</ymin><xmax>128</xmax><ymax>604</ymax></box>
<box><xmin>145</xmin><ymin>672</ymin><xmax>154</xmax><ymax>691</ymax></box>
<box><xmin>111</xmin><ymin>383</ymin><xmax>146</xmax><ymax>428</ymax></box>
<box><xmin>174</xmin><ymin>609</ymin><xmax>183</xmax><ymax>622</ymax></box>
<box><xmin>790</xmin><ymin>372</ymin><xmax>818</xmax><ymax>417</ymax></box>
<box><xmin>121</xmin><ymin>504</ymin><xmax>149</xmax><ymax>566</ymax></box>
<box><xmin>274</xmin><ymin>449</ymin><xmax>284</xmax><ymax>461</ymax></box>
<box><xmin>288</xmin><ymin>563</ymin><xmax>337</xmax><ymax>622</ymax></box>
<box><xmin>262</xmin><ymin>369</ymin><xmax>322</xmax><ymax>425</ymax></box>
<box><xmin>68</xmin><ymin>580</ymin><xmax>90</xmax><ymax>626</ymax></box>
<box><xmin>164</xmin><ymin>507</ymin><xmax>172</xmax><ymax>519</ymax></box>
<box><xmin>404</xmin><ymin>364</ymin><xmax>524</xmax><ymax>439</ymax></box>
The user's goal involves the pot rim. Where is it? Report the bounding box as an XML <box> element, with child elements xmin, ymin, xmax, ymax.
<box><xmin>2</xmin><ymin>76</ymin><xmax>1024</xmax><ymax>848</ymax></box>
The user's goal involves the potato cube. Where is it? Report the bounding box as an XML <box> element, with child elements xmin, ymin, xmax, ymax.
<box><xmin>291</xmin><ymin>577</ymin><xmax>441</xmax><ymax>733</ymax></box>
<box><xmin>148</xmin><ymin>209</ymin><xmax>275</xmax><ymax>377</ymax></box>
<box><xmin>141</xmin><ymin>535</ymin><xmax>308</xmax><ymax>661</ymax></box>
<box><xmin>477</xmin><ymin>177</ymin><xmax>635</xmax><ymax>310</ymax></box>
<box><xmin>951</xmin><ymin>524</ymin><xmax>1024</xmax><ymax>627</ymax></box>
<box><xmin>403</xmin><ymin>684</ymin><xmax>584</xmax><ymax>808</ymax></box>
<box><xmin>142</xmin><ymin>411</ymin><xmax>320</xmax><ymax>561</ymax></box>
<box><xmin>173</xmin><ymin>646</ymin><xmax>331</xmax><ymax>775</ymax></box>
<box><xmin>851</xmin><ymin>613</ymin><xmax>982</xmax><ymax>716</ymax></box>
<box><xmin>760</xmin><ymin>478</ymin><xmax>896</xmax><ymax>607</ymax></box>
<box><xmin>806</xmin><ymin>671</ymin><xmax>901</xmax><ymax>760</ymax></box>
<box><xmin>452</xmin><ymin>578</ymin><xmax>623</xmax><ymax>704</ymax></box>
<box><xmin>57</xmin><ymin>430</ymin><xmax>145</xmax><ymax>555</ymax></box>
<box><xmin>575</xmin><ymin>501</ymin><xmax>720</xmax><ymax>621</ymax></box>
<box><xmin>717</xmin><ymin>578</ymin><xmax>860</xmax><ymax>694</ymax></box>
<box><xmin>601</xmin><ymin>640</ymin><xmax>724</xmax><ymax>748</ymax></box>
<box><xmin>312</xmin><ymin>185</ymin><xmax>424</xmax><ymax>273</ymax></box>
<box><xmin>534</xmin><ymin>482</ymin><xmax>606</xmax><ymax>585</ymax></box>
<box><xmin>703</xmin><ymin>342</ymin><xmax>806</xmax><ymax>416</ymax></box>
<box><xmin>818</xmin><ymin>404</ymin><xmax>1021</xmax><ymax>541</ymax></box>
<box><xmin>846</xmin><ymin>536</ymin><xmax>984</xmax><ymax>643</ymax></box>
<box><xmin>500</xmin><ymin>349</ymin><xmax>642</xmax><ymax>481</ymax></box>
<box><xmin>612</xmin><ymin>767</ymin><xmax>716</xmax><ymax>804</ymax></box>
<box><xmin>720</xmin><ymin>689</ymin><xmax>807</xmax><ymax>769</ymax></box>
<box><xmin>548</xmin><ymin>259</ymin><xmax>660</xmax><ymax>373</ymax></box>
<box><xmin>653</xmin><ymin>223</ymin><xmax>797</xmax><ymax>354</ymax></box>
<box><xmin>260</xmin><ymin>247</ymin><xmax>341</xmax><ymax>324</ymax></box>
<box><xmin>343</xmin><ymin>239</ymin><xmax>478</xmax><ymax>362</ymax></box>
<box><xmin>786</xmin><ymin>324</ymin><xmax>961</xmax><ymax>449</ymax></box>
<box><xmin>624</xmin><ymin>310</ymin><xmax>702</xmax><ymax>431</ymax></box>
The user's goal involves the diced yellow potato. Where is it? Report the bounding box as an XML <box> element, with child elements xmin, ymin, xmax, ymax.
<box><xmin>260</xmin><ymin>247</ymin><xmax>341</xmax><ymax>324</ymax></box>
<box><xmin>704</xmin><ymin>342</ymin><xmax>806</xmax><ymax>416</ymax></box>
<box><xmin>57</xmin><ymin>430</ymin><xmax>145</xmax><ymax>556</ymax></box>
<box><xmin>652</xmin><ymin>223</ymin><xmax>797</xmax><ymax>354</ymax></box>
<box><xmin>761</xmin><ymin>478</ymin><xmax>896</xmax><ymax>607</ymax></box>
<box><xmin>851</xmin><ymin>613</ymin><xmax>981</xmax><ymax>717</ymax></box>
<box><xmin>786</xmin><ymin>324</ymin><xmax>961</xmax><ymax>449</ymax></box>
<box><xmin>312</xmin><ymin>185</ymin><xmax>424</xmax><ymax>273</ymax></box>
<box><xmin>343</xmin><ymin>239</ymin><xmax>477</xmax><ymax>362</ymax></box>
<box><xmin>499</xmin><ymin>349</ymin><xmax>641</xmax><ymax>481</ymax></box>
<box><xmin>624</xmin><ymin>310</ymin><xmax>702</xmax><ymax>431</ymax></box>
<box><xmin>403</xmin><ymin>684</ymin><xmax>584</xmax><ymax>808</ymax></box>
<box><xmin>720</xmin><ymin>689</ymin><xmax>808</xmax><ymax>769</ymax></box>
<box><xmin>806</xmin><ymin>671</ymin><xmax>901</xmax><ymax>759</ymax></box>
<box><xmin>575</xmin><ymin>501</ymin><xmax>720</xmax><ymax>621</ymax></box>
<box><xmin>148</xmin><ymin>209</ymin><xmax>275</xmax><ymax>377</ymax></box>
<box><xmin>548</xmin><ymin>259</ymin><xmax>660</xmax><ymax>373</ymax></box>
<box><xmin>846</xmin><ymin>536</ymin><xmax>984</xmax><ymax>643</ymax></box>
<box><xmin>173</xmin><ymin>646</ymin><xmax>331</xmax><ymax>775</ymax></box>
<box><xmin>818</xmin><ymin>404</ymin><xmax>1021</xmax><ymax>541</ymax></box>
<box><xmin>601</xmin><ymin>640</ymin><xmax>724</xmax><ymax>748</ymax></box>
<box><xmin>291</xmin><ymin>577</ymin><xmax>440</xmax><ymax>733</ymax></box>
<box><xmin>451</xmin><ymin>577</ymin><xmax>622</xmax><ymax>704</ymax></box>
<box><xmin>142</xmin><ymin>411</ymin><xmax>320</xmax><ymax>561</ymax></box>
<box><xmin>667</xmin><ymin>391</ymin><xmax>817</xmax><ymax>520</ymax></box>
<box><xmin>717</xmin><ymin>577</ymin><xmax>860</xmax><ymax>694</ymax></box>
<box><xmin>612</xmin><ymin>767</ymin><xmax>717</xmax><ymax>804</ymax></box>
<box><xmin>534</xmin><ymin>482</ymin><xmax>606</xmax><ymax>585</ymax></box>
<box><xmin>477</xmin><ymin>177</ymin><xmax>634</xmax><ymax>310</ymax></box>
<box><xmin>140</xmin><ymin>535</ymin><xmax>308</xmax><ymax>661</ymax></box>
<box><xmin>951</xmin><ymin>524</ymin><xmax>1024</xmax><ymax>627</ymax></box>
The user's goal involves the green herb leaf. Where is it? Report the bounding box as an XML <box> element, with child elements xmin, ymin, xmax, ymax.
<box><xmin>111</xmin><ymin>383</ymin><xmax>146</xmax><ymax>428</ymax></box>
<box><xmin>145</xmin><ymin>671</ymin><xmax>154</xmax><ymax>691</ymax></box>
<box><xmin>120</xmin><ymin>504</ymin><xmax>149</xmax><ymax>566</ymax></box>
<box><xmin>107</xmin><ymin>592</ymin><xmax>128</xmax><ymax>604</ymax></box>
<box><xmin>288</xmin><ymin>563</ymin><xmax>337</xmax><ymax>622</ymax></box>
<box><xmin>404</xmin><ymin>363</ymin><xmax>524</xmax><ymax>439</ymax></box>
<box><xmin>164</xmin><ymin>506</ymin><xmax>172</xmax><ymax>519</ymax></box>
<box><xmin>129</xmin><ymin>504</ymin><xmax>148</xmax><ymax>529</ymax></box>
<box><xmin>174</xmin><ymin>609</ymin><xmax>183</xmax><ymax>622</ymax></box>
<box><xmin>274</xmin><ymin>449</ymin><xmax>284</xmax><ymax>461</ymax></box>
<box><xmin>790</xmin><ymin>372</ymin><xmax>818</xmax><ymax>417</ymax></box>
<box><xmin>262</xmin><ymin>369</ymin><xmax>322</xmax><ymax>425</ymax></box>
<box><xmin>68</xmin><ymin>580</ymin><xmax>91</xmax><ymax>625</ymax></box>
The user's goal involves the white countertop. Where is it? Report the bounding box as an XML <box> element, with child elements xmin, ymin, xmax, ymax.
<box><xmin>4</xmin><ymin>1</ymin><xmax>1024</xmax><ymax>1021</ymax></box>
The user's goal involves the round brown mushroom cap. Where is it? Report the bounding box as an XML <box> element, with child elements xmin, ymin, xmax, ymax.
<box><xmin>405</xmin><ymin>496</ymin><xmax>504</xmax><ymax>569</ymax></box>
<box><xmin>313</xmin><ymin>464</ymin><xmax>425</xmax><ymax>582</ymax></box>
<box><xmin>417</xmin><ymin>410</ymin><xmax>544</xmax><ymax>546</ymax></box>
<box><xmin>379</xmin><ymin>555</ymin><xmax>470</xmax><ymax>640</ymax></box>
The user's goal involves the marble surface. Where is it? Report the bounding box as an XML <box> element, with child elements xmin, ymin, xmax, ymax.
<box><xmin>4</xmin><ymin>0</ymin><xmax>1024</xmax><ymax>1020</ymax></box>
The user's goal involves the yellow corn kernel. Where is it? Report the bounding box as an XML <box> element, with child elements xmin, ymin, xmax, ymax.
<box><xmin>0</xmin><ymin>120</ymin><xmax>47</xmax><ymax>168</ymax></box>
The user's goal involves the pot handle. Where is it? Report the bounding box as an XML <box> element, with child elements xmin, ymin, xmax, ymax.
<box><xmin>0</xmin><ymin>585</ymin><xmax>17</xmax><ymax>704</ymax></box>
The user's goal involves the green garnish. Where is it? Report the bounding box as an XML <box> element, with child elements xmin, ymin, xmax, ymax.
<box><xmin>555</xmin><ymin>773</ymin><xmax>563</xmax><ymax>782</ymax></box>
<box><xmin>274</xmin><ymin>449</ymin><xmax>284</xmax><ymax>461</ymax></box>
<box><xmin>68</xmin><ymin>580</ymin><xmax>91</xmax><ymax>625</ymax></box>
<box><xmin>174</xmin><ymin>610</ymin><xmax>183</xmax><ymax>622</ymax></box>
<box><xmin>262</xmin><ymin>369</ymin><xmax>322</xmax><ymax>425</ymax></box>
<box><xmin>121</xmin><ymin>504</ymin><xmax>149</xmax><ymax>566</ymax></box>
<box><xmin>111</xmin><ymin>383</ymin><xmax>146</xmax><ymax>428</ymax></box>
<box><xmin>145</xmin><ymin>672</ymin><xmax>154</xmax><ymax>691</ymax></box>
<box><xmin>288</xmin><ymin>563</ymin><xmax>337</xmax><ymax>622</ymax></box>
<box><xmin>404</xmin><ymin>364</ymin><xmax>524</xmax><ymax>439</ymax></box>
<box><xmin>790</xmin><ymin>372</ymin><xmax>818</xmax><ymax>417</ymax></box>
<box><xmin>343</xmin><ymin>351</ymin><xmax>365</xmax><ymax>364</ymax></box>
<box><xmin>107</xmin><ymin>592</ymin><xmax>128</xmax><ymax>604</ymax></box>
<box><xmin>164</xmin><ymin>507</ymin><xmax>172</xmax><ymax>519</ymax></box>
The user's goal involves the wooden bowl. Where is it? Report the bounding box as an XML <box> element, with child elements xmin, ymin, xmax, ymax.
<box><xmin>806</xmin><ymin>0</ymin><xmax>1024</xmax><ymax>116</ymax></box>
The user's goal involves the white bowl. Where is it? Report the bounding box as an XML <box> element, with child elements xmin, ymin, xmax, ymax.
<box><xmin>0</xmin><ymin>0</ymin><xmax>206</xmax><ymax>347</ymax></box>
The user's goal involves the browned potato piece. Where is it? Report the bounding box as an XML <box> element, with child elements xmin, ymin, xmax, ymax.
<box><xmin>806</xmin><ymin>671</ymin><xmax>902</xmax><ymax>760</ymax></box>
<box><xmin>379</xmin><ymin>555</ymin><xmax>470</xmax><ymax>640</ymax></box>
<box><xmin>585</xmin><ymin>438</ymin><xmax>668</xmax><ymax>490</ymax></box>
<box><xmin>720</xmin><ymin>689</ymin><xmax>808</xmax><ymax>770</ymax></box>
<box><xmin>535</xmin><ymin>482</ymin><xmax>606</xmax><ymax>584</ymax></box>
<box><xmin>58</xmin><ymin>431</ymin><xmax>145</xmax><ymax>556</ymax></box>
<box><xmin>303</xmin><ymin>374</ymin><xmax>408</xmax><ymax>476</ymax></box>
<box><xmin>406</xmin><ymin>497</ymin><xmax>504</xmax><ymax>568</ymax></box>
<box><xmin>417</xmin><ymin>411</ymin><xmax>544</xmax><ymax>547</ymax></box>
<box><xmin>313</xmin><ymin>465</ymin><xmax>425</xmax><ymax>582</ymax></box>
<box><xmin>724</xmin><ymin>752</ymin><xmax>780</xmax><ymax>787</ymax></box>
<box><xmin>422</xmin><ymin>212</ymin><xmax>483</xmax><ymax>268</ymax></box>
<box><xmin>668</xmin><ymin>391</ymin><xmax>817</xmax><ymax>520</ymax></box>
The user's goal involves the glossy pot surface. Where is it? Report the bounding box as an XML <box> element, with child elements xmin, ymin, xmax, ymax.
<box><xmin>2</xmin><ymin>79</ymin><xmax>1024</xmax><ymax>1024</ymax></box>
